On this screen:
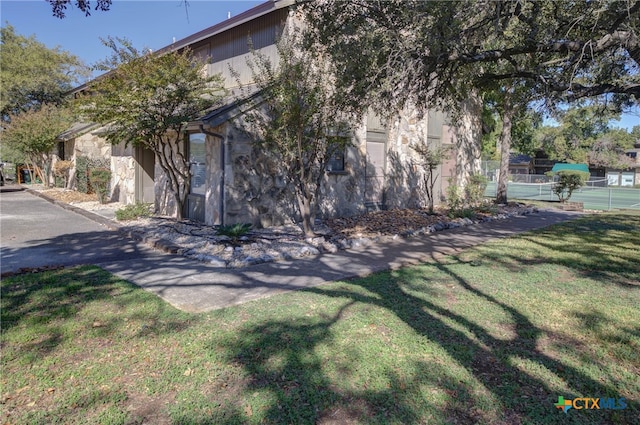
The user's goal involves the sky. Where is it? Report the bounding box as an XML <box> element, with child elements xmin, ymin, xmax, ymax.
<box><xmin>1</xmin><ymin>0</ymin><xmax>262</xmax><ymax>68</ymax></box>
<box><xmin>1</xmin><ymin>0</ymin><xmax>638</xmax><ymax>131</ymax></box>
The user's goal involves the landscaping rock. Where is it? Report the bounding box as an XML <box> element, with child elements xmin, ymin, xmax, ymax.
<box><xmin>32</xmin><ymin>187</ymin><xmax>541</xmax><ymax>269</ymax></box>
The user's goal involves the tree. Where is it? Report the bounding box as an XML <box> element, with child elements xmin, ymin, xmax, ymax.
<box><xmin>535</xmin><ymin>104</ymin><xmax>621</xmax><ymax>163</ymax></box>
<box><xmin>236</xmin><ymin>31</ymin><xmax>353</xmax><ymax>236</ymax></box>
<box><xmin>78</xmin><ymin>38</ymin><xmax>225</xmax><ymax>220</ymax></box>
<box><xmin>0</xmin><ymin>25</ymin><xmax>87</xmax><ymax>120</ymax></box>
<box><xmin>411</xmin><ymin>143</ymin><xmax>450</xmax><ymax>213</ymax></box>
<box><xmin>588</xmin><ymin>130</ymin><xmax>636</xmax><ymax>169</ymax></box>
<box><xmin>305</xmin><ymin>0</ymin><xmax>640</xmax><ymax>193</ymax></box>
<box><xmin>552</xmin><ymin>171</ymin><xmax>588</xmax><ymax>203</ymax></box>
<box><xmin>47</xmin><ymin>0</ymin><xmax>112</xmax><ymax>18</ymax></box>
<box><xmin>1</xmin><ymin>104</ymin><xmax>73</xmax><ymax>184</ymax></box>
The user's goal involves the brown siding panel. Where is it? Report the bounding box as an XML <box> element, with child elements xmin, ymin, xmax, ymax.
<box><xmin>189</xmin><ymin>8</ymin><xmax>287</xmax><ymax>64</ymax></box>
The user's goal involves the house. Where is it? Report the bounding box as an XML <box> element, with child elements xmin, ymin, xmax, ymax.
<box><xmin>509</xmin><ymin>154</ymin><xmax>534</xmax><ymax>176</ymax></box>
<box><xmin>69</xmin><ymin>0</ymin><xmax>462</xmax><ymax>227</ymax></box>
<box><xmin>54</xmin><ymin>122</ymin><xmax>155</xmax><ymax>205</ymax></box>
<box><xmin>607</xmin><ymin>143</ymin><xmax>640</xmax><ymax>186</ymax></box>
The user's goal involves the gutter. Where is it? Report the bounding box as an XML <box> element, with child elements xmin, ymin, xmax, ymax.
<box><xmin>199</xmin><ymin>125</ymin><xmax>227</xmax><ymax>226</ymax></box>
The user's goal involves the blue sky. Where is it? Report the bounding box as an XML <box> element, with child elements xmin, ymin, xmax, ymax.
<box><xmin>1</xmin><ymin>0</ymin><xmax>638</xmax><ymax>131</ymax></box>
<box><xmin>1</xmin><ymin>0</ymin><xmax>262</xmax><ymax>68</ymax></box>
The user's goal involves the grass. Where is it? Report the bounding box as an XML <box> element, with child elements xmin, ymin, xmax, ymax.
<box><xmin>2</xmin><ymin>212</ymin><xmax>639</xmax><ymax>424</ymax></box>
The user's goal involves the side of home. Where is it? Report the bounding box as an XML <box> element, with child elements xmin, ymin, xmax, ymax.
<box><xmin>67</xmin><ymin>0</ymin><xmax>462</xmax><ymax>227</ymax></box>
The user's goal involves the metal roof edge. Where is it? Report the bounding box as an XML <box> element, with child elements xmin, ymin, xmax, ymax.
<box><xmin>156</xmin><ymin>0</ymin><xmax>295</xmax><ymax>56</ymax></box>
<box><xmin>67</xmin><ymin>1</ymin><xmax>296</xmax><ymax>96</ymax></box>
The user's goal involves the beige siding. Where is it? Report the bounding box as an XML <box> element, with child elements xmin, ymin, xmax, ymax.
<box><xmin>208</xmin><ymin>44</ymin><xmax>278</xmax><ymax>88</ymax></box>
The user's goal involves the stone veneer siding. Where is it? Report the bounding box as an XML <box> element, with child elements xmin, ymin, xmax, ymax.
<box><xmin>153</xmin><ymin>108</ymin><xmax>448</xmax><ymax>227</ymax></box>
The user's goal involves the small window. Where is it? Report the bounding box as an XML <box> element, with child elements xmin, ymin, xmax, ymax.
<box><xmin>58</xmin><ymin>141</ymin><xmax>65</xmax><ymax>160</ymax></box>
<box><xmin>327</xmin><ymin>150</ymin><xmax>345</xmax><ymax>172</ymax></box>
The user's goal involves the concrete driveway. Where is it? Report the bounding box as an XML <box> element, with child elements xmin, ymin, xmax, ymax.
<box><xmin>0</xmin><ymin>187</ymin><xmax>159</xmax><ymax>275</ymax></box>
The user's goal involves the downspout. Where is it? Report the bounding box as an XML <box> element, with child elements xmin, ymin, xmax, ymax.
<box><xmin>199</xmin><ymin>125</ymin><xmax>226</xmax><ymax>226</ymax></box>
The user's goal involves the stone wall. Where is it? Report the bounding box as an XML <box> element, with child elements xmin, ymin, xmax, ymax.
<box><xmin>203</xmin><ymin>128</ymin><xmax>223</xmax><ymax>225</ymax></box>
<box><xmin>222</xmin><ymin>123</ymin><xmax>296</xmax><ymax>227</ymax></box>
<box><xmin>111</xmin><ymin>155</ymin><xmax>136</xmax><ymax>204</ymax></box>
<box><xmin>316</xmin><ymin>127</ymin><xmax>367</xmax><ymax>218</ymax></box>
<box><xmin>152</xmin><ymin>108</ymin><xmax>450</xmax><ymax>227</ymax></box>
<box><xmin>65</xmin><ymin>132</ymin><xmax>112</xmax><ymax>191</ymax></box>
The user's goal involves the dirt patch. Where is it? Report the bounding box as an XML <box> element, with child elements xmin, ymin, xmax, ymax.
<box><xmin>125</xmin><ymin>392</ymin><xmax>175</xmax><ymax>425</ymax></box>
<box><xmin>39</xmin><ymin>188</ymin><xmax>98</xmax><ymax>203</ymax></box>
<box><xmin>317</xmin><ymin>398</ymin><xmax>374</xmax><ymax>424</ymax></box>
<box><xmin>326</xmin><ymin>208</ymin><xmax>447</xmax><ymax>238</ymax></box>
<box><xmin>324</xmin><ymin>203</ymin><xmax>532</xmax><ymax>238</ymax></box>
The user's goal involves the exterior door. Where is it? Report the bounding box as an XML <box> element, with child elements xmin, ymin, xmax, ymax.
<box><xmin>365</xmin><ymin>136</ymin><xmax>387</xmax><ymax>207</ymax></box>
<box><xmin>186</xmin><ymin>133</ymin><xmax>206</xmax><ymax>222</ymax></box>
<box><xmin>365</xmin><ymin>113</ymin><xmax>387</xmax><ymax>209</ymax></box>
<box><xmin>135</xmin><ymin>146</ymin><xmax>155</xmax><ymax>204</ymax></box>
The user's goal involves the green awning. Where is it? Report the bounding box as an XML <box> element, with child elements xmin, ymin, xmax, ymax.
<box><xmin>551</xmin><ymin>163</ymin><xmax>590</xmax><ymax>173</ymax></box>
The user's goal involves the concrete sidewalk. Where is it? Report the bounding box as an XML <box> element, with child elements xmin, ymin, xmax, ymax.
<box><xmin>97</xmin><ymin>209</ymin><xmax>582</xmax><ymax>313</ymax></box>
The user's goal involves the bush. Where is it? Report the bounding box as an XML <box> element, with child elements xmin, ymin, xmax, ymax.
<box><xmin>465</xmin><ymin>174</ymin><xmax>488</xmax><ymax>207</ymax></box>
<box><xmin>553</xmin><ymin>171</ymin><xmax>588</xmax><ymax>203</ymax></box>
<box><xmin>449</xmin><ymin>207</ymin><xmax>477</xmax><ymax>219</ymax></box>
<box><xmin>53</xmin><ymin>160</ymin><xmax>72</xmax><ymax>188</ymax></box>
<box><xmin>446</xmin><ymin>178</ymin><xmax>464</xmax><ymax>212</ymax></box>
<box><xmin>216</xmin><ymin>223</ymin><xmax>252</xmax><ymax>245</ymax></box>
<box><xmin>76</xmin><ymin>156</ymin><xmax>110</xmax><ymax>194</ymax></box>
<box><xmin>115</xmin><ymin>203</ymin><xmax>154</xmax><ymax>221</ymax></box>
<box><xmin>89</xmin><ymin>168</ymin><xmax>111</xmax><ymax>204</ymax></box>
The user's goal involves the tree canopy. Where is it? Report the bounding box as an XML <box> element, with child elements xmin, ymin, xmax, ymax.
<box><xmin>1</xmin><ymin>104</ymin><xmax>73</xmax><ymax>182</ymax></box>
<box><xmin>77</xmin><ymin>38</ymin><xmax>225</xmax><ymax>219</ymax></box>
<box><xmin>46</xmin><ymin>0</ymin><xmax>112</xmax><ymax>18</ymax></box>
<box><xmin>236</xmin><ymin>29</ymin><xmax>353</xmax><ymax>236</ymax></box>
<box><xmin>533</xmin><ymin>105</ymin><xmax>636</xmax><ymax>168</ymax></box>
<box><xmin>307</xmin><ymin>0</ymin><xmax>639</xmax><ymax>112</ymax></box>
<box><xmin>0</xmin><ymin>25</ymin><xmax>87</xmax><ymax>120</ymax></box>
<box><xmin>305</xmin><ymin>0</ymin><xmax>639</xmax><ymax>201</ymax></box>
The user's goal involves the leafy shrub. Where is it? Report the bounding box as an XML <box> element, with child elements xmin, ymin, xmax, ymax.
<box><xmin>53</xmin><ymin>160</ymin><xmax>72</xmax><ymax>188</ymax></box>
<box><xmin>553</xmin><ymin>171</ymin><xmax>588</xmax><ymax>202</ymax></box>
<box><xmin>465</xmin><ymin>174</ymin><xmax>488</xmax><ymax>207</ymax></box>
<box><xmin>446</xmin><ymin>178</ymin><xmax>464</xmax><ymax>212</ymax></box>
<box><xmin>115</xmin><ymin>203</ymin><xmax>154</xmax><ymax>221</ymax></box>
<box><xmin>76</xmin><ymin>156</ymin><xmax>110</xmax><ymax>194</ymax></box>
<box><xmin>216</xmin><ymin>223</ymin><xmax>252</xmax><ymax>245</ymax></box>
<box><xmin>477</xmin><ymin>203</ymin><xmax>498</xmax><ymax>215</ymax></box>
<box><xmin>89</xmin><ymin>168</ymin><xmax>111</xmax><ymax>204</ymax></box>
<box><xmin>449</xmin><ymin>207</ymin><xmax>477</xmax><ymax>219</ymax></box>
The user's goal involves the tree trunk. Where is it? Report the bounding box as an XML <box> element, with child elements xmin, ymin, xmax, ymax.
<box><xmin>296</xmin><ymin>192</ymin><xmax>315</xmax><ymax>237</ymax></box>
<box><xmin>175</xmin><ymin>192</ymin><xmax>184</xmax><ymax>220</ymax></box>
<box><xmin>155</xmin><ymin>137</ymin><xmax>190</xmax><ymax>221</ymax></box>
<box><xmin>454</xmin><ymin>90</ymin><xmax>483</xmax><ymax>194</ymax></box>
<box><xmin>67</xmin><ymin>167</ymin><xmax>76</xmax><ymax>190</ymax></box>
<box><xmin>496</xmin><ymin>94</ymin><xmax>513</xmax><ymax>205</ymax></box>
<box><xmin>425</xmin><ymin>165</ymin><xmax>436</xmax><ymax>213</ymax></box>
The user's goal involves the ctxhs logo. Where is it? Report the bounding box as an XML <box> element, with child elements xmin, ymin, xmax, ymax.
<box><xmin>555</xmin><ymin>396</ymin><xmax>627</xmax><ymax>413</ymax></box>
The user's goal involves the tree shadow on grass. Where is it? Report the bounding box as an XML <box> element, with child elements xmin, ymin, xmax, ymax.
<box><xmin>1</xmin><ymin>265</ymin><xmax>192</xmax><ymax>361</ymax></box>
<box><xmin>208</xmin><ymin>249</ymin><xmax>638</xmax><ymax>424</ymax></box>
<box><xmin>211</xmin><ymin>300</ymin><xmax>486</xmax><ymax>424</ymax></box>
<box><xmin>481</xmin><ymin>213</ymin><xmax>640</xmax><ymax>288</ymax></box>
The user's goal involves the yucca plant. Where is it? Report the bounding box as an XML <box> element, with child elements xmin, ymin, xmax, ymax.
<box><xmin>216</xmin><ymin>223</ymin><xmax>252</xmax><ymax>245</ymax></box>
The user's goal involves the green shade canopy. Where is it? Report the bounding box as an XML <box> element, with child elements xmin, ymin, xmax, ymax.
<box><xmin>551</xmin><ymin>163</ymin><xmax>590</xmax><ymax>173</ymax></box>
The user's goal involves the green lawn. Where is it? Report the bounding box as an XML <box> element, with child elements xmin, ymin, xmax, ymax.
<box><xmin>2</xmin><ymin>212</ymin><xmax>639</xmax><ymax>424</ymax></box>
